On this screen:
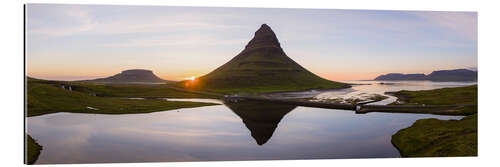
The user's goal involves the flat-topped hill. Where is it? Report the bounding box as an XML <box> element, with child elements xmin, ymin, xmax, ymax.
<box><xmin>86</xmin><ymin>69</ymin><xmax>167</xmax><ymax>83</ymax></box>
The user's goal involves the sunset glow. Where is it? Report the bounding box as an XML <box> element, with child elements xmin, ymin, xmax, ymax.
<box><xmin>26</xmin><ymin>4</ymin><xmax>477</xmax><ymax>81</ymax></box>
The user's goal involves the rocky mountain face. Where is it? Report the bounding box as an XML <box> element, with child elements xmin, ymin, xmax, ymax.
<box><xmin>374</xmin><ymin>69</ymin><xmax>477</xmax><ymax>81</ymax></box>
<box><xmin>88</xmin><ymin>69</ymin><xmax>166</xmax><ymax>83</ymax></box>
<box><xmin>182</xmin><ymin>24</ymin><xmax>346</xmax><ymax>93</ymax></box>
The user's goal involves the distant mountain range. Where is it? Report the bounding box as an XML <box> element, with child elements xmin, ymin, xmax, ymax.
<box><xmin>84</xmin><ymin>69</ymin><xmax>167</xmax><ymax>83</ymax></box>
<box><xmin>374</xmin><ymin>69</ymin><xmax>477</xmax><ymax>81</ymax></box>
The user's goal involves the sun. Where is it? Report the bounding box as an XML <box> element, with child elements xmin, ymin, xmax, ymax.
<box><xmin>186</xmin><ymin>76</ymin><xmax>196</xmax><ymax>81</ymax></box>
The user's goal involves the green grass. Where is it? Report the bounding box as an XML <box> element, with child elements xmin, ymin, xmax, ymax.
<box><xmin>390</xmin><ymin>85</ymin><xmax>478</xmax><ymax>157</ymax></box>
<box><xmin>392</xmin><ymin>114</ymin><xmax>477</xmax><ymax>157</ymax></box>
<box><xmin>177</xmin><ymin>71</ymin><xmax>348</xmax><ymax>94</ymax></box>
<box><xmin>28</xmin><ymin>77</ymin><xmax>216</xmax><ymax>98</ymax></box>
<box><xmin>27</xmin><ymin>78</ymin><xmax>219</xmax><ymax>117</ymax></box>
<box><xmin>75</xmin><ymin>83</ymin><xmax>218</xmax><ymax>98</ymax></box>
<box><xmin>390</xmin><ymin>85</ymin><xmax>477</xmax><ymax>105</ymax></box>
<box><xmin>202</xmin><ymin>82</ymin><xmax>348</xmax><ymax>95</ymax></box>
<box><xmin>389</xmin><ymin>85</ymin><xmax>477</xmax><ymax>115</ymax></box>
<box><xmin>26</xmin><ymin>134</ymin><xmax>42</xmax><ymax>165</ymax></box>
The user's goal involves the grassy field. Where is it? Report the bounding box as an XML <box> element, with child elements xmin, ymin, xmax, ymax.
<box><xmin>27</xmin><ymin>78</ymin><xmax>219</xmax><ymax>117</ymax></box>
<box><xmin>199</xmin><ymin>82</ymin><xmax>349</xmax><ymax>95</ymax></box>
<box><xmin>392</xmin><ymin>114</ymin><xmax>477</xmax><ymax>157</ymax></box>
<box><xmin>28</xmin><ymin>77</ymin><xmax>216</xmax><ymax>98</ymax></box>
<box><xmin>390</xmin><ymin>85</ymin><xmax>477</xmax><ymax>157</ymax></box>
<box><xmin>389</xmin><ymin>85</ymin><xmax>477</xmax><ymax>105</ymax></box>
<box><xmin>26</xmin><ymin>134</ymin><xmax>42</xmax><ymax>165</ymax></box>
<box><xmin>388</xmin><ymin>85</ymin><xmax>477</xmax><ymax>115</ymax></box>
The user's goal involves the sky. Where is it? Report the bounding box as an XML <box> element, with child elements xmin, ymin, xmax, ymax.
<box><xmin>26</xmin><ymin>4</ymin><xmax>477</xmax><ymax>81</ymax></box>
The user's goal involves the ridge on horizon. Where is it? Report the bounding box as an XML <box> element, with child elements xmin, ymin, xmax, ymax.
<box><xmin>84</xmin><ymin>69</ymin><xmax>168</xmax><ymax>83</ymax></box>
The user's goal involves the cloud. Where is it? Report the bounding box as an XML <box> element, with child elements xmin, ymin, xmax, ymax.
<box><xmin>94</xmin><ymin>22</ymin><xmax>244</xmax><ymax>35</ymax></box>
<box><xmin>27</xmin><ymin>5</ymin><xmax>98</xmax><ymax>37</ymax></box>
<box><xmin>412</xmin><ymin>11</ymin><xmax>477</xmax><ymax>41</ymax></box>
<box><xmin>100</xmin><ymin>36</ymin><xmax>244</xmax><ymax>48</ymax></box>
<box><xmin>27</xmin><ymin>4</ymin><xmax>246</xmax><ymax>37</ymax></box>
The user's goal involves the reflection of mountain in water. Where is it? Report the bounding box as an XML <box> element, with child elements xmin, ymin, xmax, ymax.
<box><xmin>224</xmin><ymin>100</ymin><xmax>296</xmax><ymax>145</ymax></box>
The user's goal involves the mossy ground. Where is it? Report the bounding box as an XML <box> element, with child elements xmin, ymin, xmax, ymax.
<box><xmin>392</xmin><ymin>114</ymin><xmax>477</xmax><ymax>157</ymax></box>
<box><xmin>389</xmin><ymin>85</ymin><xmax>477</xmax><ymax>115</ymax></box>
<box><xmin>26</xmin><ymin>134</ymin><xmax>42</xmax><ymax>165</ymax></box>
<box><xmin>203</xmin><ymin>83</ymin><xmax>348</xmax><ymax>95</ymax></box>
<box><xmin>27</xmin><ymin>80</ymin><xmax>219</xmax><ymax>117</ymax></box>
<box><xmin>390</xmin><ymin>85</ymin><xmax>478</xmax><ymax>157</ymax></box>
<box><xmin>29</xmin><ymin>77</ymin><xmax>217</xmax><ymax>98</ymax></box>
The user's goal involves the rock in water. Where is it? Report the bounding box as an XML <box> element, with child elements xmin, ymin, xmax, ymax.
<box><xmin>183</xmin><ymin>24</ymin><xmax>346</xmax><ymax>93</ymax></box>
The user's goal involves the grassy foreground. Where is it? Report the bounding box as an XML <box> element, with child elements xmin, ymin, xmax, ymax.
<box><xmin>26</xmin><ymin>134</ymin><xmax>42</xmax><ymax>165</ymax></box>
<box><xmin>392</xmin><ymin>114</ymin><xmax>477</xmax><ymax>157</ymax></box>
<box><xmin>27</xmin><ymin>82</ymin><xmax>218</xmax><ymax>117</ymax></box>
<box><xmin>389</xmin><ymin>85</ymin><xmax>477</xmax><ymax>115</ymax></box>
<box><xmin>390</xmin><ymin>85</ymin><xmax>477</xmax><ymax>157</ymax></box>
<box><xmin>27</xmin><ymin>78</ymin><xmax>219</xmax><ymax>117</ymax></box>
<box><xmin>29</xmin><ymin>77</ymin><xmax>216</xmax><ymax>98</ymax></box>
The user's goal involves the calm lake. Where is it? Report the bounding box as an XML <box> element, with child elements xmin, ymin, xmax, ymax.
<box><xmin>26</xmin><ymin>81</ymin><xmax>475</xmax><ymax>164</ymax></box>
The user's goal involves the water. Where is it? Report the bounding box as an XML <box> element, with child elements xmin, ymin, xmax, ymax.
<box><xmin>266</xmin><ymin>80</ymin><xmax>476</xmax><ymax>105</ymax></box>
<box><xmin>26</xmin><ymin>81</ymin><xmax>474</xmax><ymax>164</ymax></box>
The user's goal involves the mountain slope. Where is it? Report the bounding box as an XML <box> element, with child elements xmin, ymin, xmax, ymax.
<box><xmin>86</xmin><ymin>69</ymin><xmax>167</xmax><ymax>83</ymax></box>
<box><xmin>181</xmin><ymin>24</ymin><xmax>347</xmax><ymax>93</ymax></box>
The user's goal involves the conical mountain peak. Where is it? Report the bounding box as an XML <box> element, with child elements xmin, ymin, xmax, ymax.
<box><xmin>245</xmin><ymin>24</ymin><xmax>281</xmax><ymax>49</ymax></box>
<box><xmin>181</xmin><ymin>24</ymin><xmax>346</xmax><ymax>93</ymax></box>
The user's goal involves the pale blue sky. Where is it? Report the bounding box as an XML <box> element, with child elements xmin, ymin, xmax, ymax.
<box><xmin>26</xmin><ymin>4</ymin><xmax>477</xmax><ymax>81</ymax></box>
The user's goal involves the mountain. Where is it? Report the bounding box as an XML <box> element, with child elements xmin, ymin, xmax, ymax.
<box><xmin>427</xmin><ymin>69</ymin><xmax>478</xmax><ymax>81</ymax></box>
<box><xmin>86</xmin><ymin>69</ymin><xmax>167</xmax><ymax>83</ymax></box>
<box><xmin>374</xmin><ymin>73</ymin><xmax>427</xmax><ymax>81</ymax></box>
<box><xmin>180</xmin><ymin>24</ymin><xmax>346</xmax><ymax>93</ymax></box>
<box><xmin>374</xmin><ymin>69</ymin><xmax>477</xmax><ymax>81</ymax></box>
